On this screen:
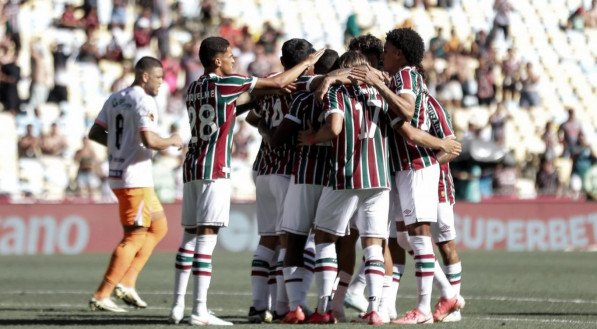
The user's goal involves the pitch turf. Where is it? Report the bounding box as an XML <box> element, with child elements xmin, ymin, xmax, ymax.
<box><xmin>1</xmin><ymin>250</ymin><xmax>596</xmax><ymax>328</ymax></box>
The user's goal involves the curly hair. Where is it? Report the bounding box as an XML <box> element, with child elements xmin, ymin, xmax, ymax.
<box><xmin>348</xmin><ymin>34</ymin><xmax>383</xmax><ymax>64</ymax></box>
<box><xmin>385</xmin><ymin>28</ymin><xmax>425</xmax><ymax>66</ymax></box>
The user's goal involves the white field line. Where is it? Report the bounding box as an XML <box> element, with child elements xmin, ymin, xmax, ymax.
<box><xmin>1</xmin><ymin>302</ymin><xmax>596</xmax><ymax>326</ymax></box>
<box><xmin>2</xmin><ymin>290</ymin><xmax>597</xmax><ymax>305</ymax></box>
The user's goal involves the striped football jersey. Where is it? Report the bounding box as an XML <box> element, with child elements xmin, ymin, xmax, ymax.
<box><xmin>286</xmin><ymin>90</ymin><xmax>331</xmax><ymax>185</ymax></box>
<box><xmin>183</xmin><ymin>73</ymin><xmax>257</xmax><ymax>182</ymax></box>
<box><xmin>323</xmin><ymin>83</ymin><xmax>390</xmax><ymax>190</ymax></box>
<box><xmin>387</xmin><ymin>66</ymin><xmax>438</xmax><ymax>171</ymax></box>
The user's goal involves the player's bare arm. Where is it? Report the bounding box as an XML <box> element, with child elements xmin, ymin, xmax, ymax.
<box><xmin>351</xmin><ymin>65</ymin><xmax>415</xmax><ymax>121</ymax></box>
<box><xmin>254</xmin><ymin>49</ymin><xmax>325</xmax><ymax>90</ymax></box>
<box><xmin>298</xmin><ymin>112</ymin><xmax>342</xmax><ymax>146</ymax></box>
<box><xmin>394</xmin><ymin>121</ymin><xmax>461</xmax><ymax>159</ymax></box>
<box><xmin>88</xmin><ymin>123</ymin><xmax>108</xmax><ymax>146</ymax></box>
<box><xmin>140</xmin><ymin>130</ymin><xmax>183</xmax><ymax>151</ymax></box>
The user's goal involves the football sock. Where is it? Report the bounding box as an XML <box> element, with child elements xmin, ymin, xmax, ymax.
<box><xmin>315</xmin><ymin>242</ymin><xmax>337</xmax><ymax>312</ymax></box>
<box><xmin>191</xmin><ymin>234</ymin><xmax>217</xmax><ymax>316</ymax></box>
<box><xmin>363</xmin><ymin>245</ymin><xmax>384</xmax><ymax>313</ymax></box>
<box><xmin>410</xmin><ymin>235</ymin><xmax>435</xmax><ymax>314</ymax></box>
<box><xmin>172</xmin><ymin>230</ymin><xmax>197</xmax><ymax>307</ymax></box>
<box><xmin>251</xmin><ymin>245</ymin><xmax>275</xmax><ymax>311</ymax></box>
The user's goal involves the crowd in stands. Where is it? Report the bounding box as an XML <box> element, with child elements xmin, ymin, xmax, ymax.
<box><xmin>1</xmin><ymin>0</ymin><xmax>595</xmax><ymax>203</ymax></box>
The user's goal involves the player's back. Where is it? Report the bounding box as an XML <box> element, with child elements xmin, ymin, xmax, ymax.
<box><xmin>99</xmin><ymin>86</ymin><xmax>156</xmax><ymax>189</ymax></box>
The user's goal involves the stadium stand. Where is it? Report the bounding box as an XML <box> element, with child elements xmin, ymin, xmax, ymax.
<box><xmin>0</xmin><ymin>0</ymin><xmax>595</xmax><ymax>202</ymax></box>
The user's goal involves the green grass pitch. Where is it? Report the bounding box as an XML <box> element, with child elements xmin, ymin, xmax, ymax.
<box><xmin>1</xmin><ymin>250</ymin><xmax>596</xmax><ymax>328</ymax></box>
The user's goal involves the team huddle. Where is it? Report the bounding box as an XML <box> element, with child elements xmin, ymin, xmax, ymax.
<box><xmin>88</xmin><ymin>27</ymin><xmax>465</xmax><ymax>326</ymax></box>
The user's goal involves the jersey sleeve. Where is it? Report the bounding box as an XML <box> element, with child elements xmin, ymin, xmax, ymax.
<box><xmin>214</xmin><ymin>75</ymin><xmax>257</xmax><ymax>100</ymax></box>
<box><xmin>95</xmin><ymin>96</ymin><xmax>111</xmax><ymax>128</ymax></box>
<box><xmin>322</xmin><ymin>85</ymin><xmax>344</xmax><ymax>119</ymax></box>
<box><xmin>136</xmin><ymin>96</ymin><xmax>160</xmax><ymax>132</ymax></box>
<box><xmin>391</xmin><ymin>67</ymin><xmax>417</xmax><ymax>98</ymax></box>
<box><xmin>427</xmin><ymin>95</ymin><xmax>454</xmax><ymax>139</ymax></box>
<box><xmin>286</xmin><ymin>92</ymin><xmax>310</xmax><ymax>124</ymax></box>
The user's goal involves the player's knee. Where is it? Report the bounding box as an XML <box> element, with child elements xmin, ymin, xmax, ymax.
<box><xmin>149</xmin><ymin>217</ymin><xmax>168</xmax><ymax>241</ymax></box>
<box><xmin>120</xmin><ymin>231</ymin><xmax>147</xmax><ymax>250</ymax></box>
<box><xmin>396</xmin><ymin>231</ymin><xmax>411</xmax><ymax>251</ymax></box>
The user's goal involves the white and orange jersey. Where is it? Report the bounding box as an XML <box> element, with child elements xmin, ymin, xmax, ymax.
<box><xmin>95</xmin><ymin>86</ymin><xmax>159</xmax><ymax>189</ymax></box>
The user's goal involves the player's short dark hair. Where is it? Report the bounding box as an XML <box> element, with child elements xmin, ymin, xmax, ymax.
<box><xmin>385</xmin><ymin>28</ymin><xmax>425</xmax><ymax>66</ymax></box>
<box><xmin>135</xmin><ymin>56</ymin><xmax>162</xmax><ymax>72</ymax></box>
<box><xmin>336</xmin><ymin>50</ymin><xmax>368</xmax><ymax>69</ymax></box>
<box><xmin>280</xmin><ymin>38</ymin><xmax>315</xmax><ymax>69</ymax></box>
<box><xmin>348</xmin><ymin>34</ymin><xmax>383</xmax><ymax>64</ymax></box>
<box><xmin>199</xmin><ymin>36</ymin><xmax>230</xmax><ymax>68</ymax></box>
<box><xmin>314</xmin><ymin>49</ymin><xmax>339</xmax><ymax>74</ymax></box>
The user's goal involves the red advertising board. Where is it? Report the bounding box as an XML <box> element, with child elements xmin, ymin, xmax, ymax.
<box><xmin>0</xmin><ymin>201</ymin><xmax>596</xmax><ymax>254</ymax></box>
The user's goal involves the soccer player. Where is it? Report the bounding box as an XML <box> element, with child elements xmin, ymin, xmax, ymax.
<box><xmin>169</xmin><ymin>36</ymin><xmax>323</xmax><ymax>326</ymax></box>
<box><xmin>245</xmin><ymin>38</ymin><xmax>317</xmax><ymax>323</ymax></box>
<box><xmin>88</xmin><ymin>56</ymin><xmax>183</xmax><ymax>313</ymax></box>
<box><xmin>299</xmin><ymin>50</ymin><xmax>391</xmax><ymax>325</ymax></box>
<box><xmin>266</xmin><ymin>49</ymin><xmax>340</xmax><ymax>324</ymax></box>
<box><xmin>351</xmin><ymin>28</ymin><xmax>464</xmax><ymax>324</ymax></box>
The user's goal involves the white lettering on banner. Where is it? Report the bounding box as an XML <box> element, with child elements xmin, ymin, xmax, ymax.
<box><xmin>526</xmin><ymin>220</ymin><xmax>548</xmax><ymax>251</ymax></box>
<box><xmin>58</xmin><ymin>216</ymin><xmax>89</xmax><ymax>254</ymax></box>
<box><xmin>0</xmin><ymin>216</ymin><xmax>25</xmax><ymax>254</ymax></box>
<box><xmin>455</xmin><ymin>213</ymin><xmax>597</xmax><ymax>251</ymax></box>
<box><xmin>549</xmin><ymin>219</ymin><xmax>567</xmax><ymax>250</ymax></box>
<box><xmin>485</xmin><ymin>219</ymin><xmax>506</xmax><ymax>250</ymax></box>
<box><xmin>507</xmin><ymin>220</ymin><xmax>525</xmax><ymax>251</ymax></box>
<box><xmin>569</xmin><ymin>216</ymin><xmax>588</xmax><ymax>248</ymax></box>
<box><xmin>0</xmin><ymin>216</ymin><xmax>90</xmax><ymax>255</ymax></box>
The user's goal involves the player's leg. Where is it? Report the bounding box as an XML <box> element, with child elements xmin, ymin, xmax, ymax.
<box><xmin>355</xmin><ymin>189</ymin><xmax>389</xmax><ymax>325</ymax></box>
<box><xmin>432</xmin><ymin>202</ymin><xmax>464</xmax><ymax>322</ymax></box>
<box><xmin>90</xmin><ymin>188</ymin><xmax>150</xmax><ymax>313</ymax></box>
<box><xmin>118</xmin><ymin>189</ymin><xmax>168</xmax><ymax>308</ymax></box>
<box><xmin>188</xmin><ymin>179</ymin><xmax>232</xmax><ymax>326</ymax></box>
<box><xmin>271</xmin><ymin>175</ymin><xmax>291</xmax><ymax>319</ymax></box>
<box><xmin>308</xmin><ymin>188</ymin><xmax>357</xmax><ymax>324</ymax></box>
<box><xmin>249</xmin><ymin>175</ymin><xmax>277</xmax><ymax>323</ymax></box>
<box><xmin>393</xmin><ymin>165</ymin><xmax>439</xmax><ymax>324</ymax></box>
<box><xmin>281</xmin><ymin>180</ymin><xmax>320</xmax><ymax>323</ymax></box>
<box><xmin>330</xmin><ymin>228</ymin><xmax>359</xmax><ymax>322</ymax></box>
<box><xmin>170</xmin><ymin>181</ymin><xmax>201</xmax><ymax>323</ymax></box>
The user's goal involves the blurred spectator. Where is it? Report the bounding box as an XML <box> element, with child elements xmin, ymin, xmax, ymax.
<box><xmin>25</xmin><ymin>41</ymin><xmax>50</xmax><ymax>115</ymax></box>
<box><xmin>488</xmin><ymin>102</ymin><xmax>510</xmax><ymax>145</ymax></box>
<box><xmin>134</xmin><ymin>10</ymin><xmax>153</xmax><ymax>50</ymax></box>
<box><xmin>444</xmin><ymin>28</ymin><xmax>462</xmax><ymax>55</ymax></box>
<box><xmin>110</xmin><ymin>0</ymin><xmax>127</xmax><ymax>28</ymax></box>
<box><xmin>570</xmin><ymin>132</ymin><xmax>596</xmax><ymax>195</ymax></box>
<box><xmin>452</xmin><ymin>162</ymin><xmax>482</xmax><ymax>202</ymax></box>
<box><xmin>470</xmin><ymin>30</ymin><xmax>491</xmax><ymax>59</ymax></box>
<box><xmin>110</xmin><ymin>62</ymin><xmax>133</xmax><ymax>92</ymax></box>
<box><xmin>344</xmin><ymin>13</ymin><xmax>361</xmax><ymax>44</ymax></box>
<box><xmin>518</xmin><ymin>62</ymin><xmax>540</xmax><ymax>109</ymax></box>
<box><xmin>154</xmin><ymin>15</ymin><xmax>171</xmax><ymax>58</ymax></box>
<box><xmin>493</xmin><ymin>154</ymin><xmax>518</xmax><ymax>197</ymax></box>
<box><xmin>41</xmin><ymin>123</ymin><xmax>68</xmax><ymax>156</ymax></box>
<box><xmin>558</xmin><ymin>108</ymin><xmax>582</xmax><ymax>157</ymax></box>
<box><xmin>247</xmin><ymin>44</ymin><xmax>272</xmax><ymax>77</ymax></box>
<box><xmin>542</xmin><ymin>120</ymin><xmax>559</xmax><ymax>161</ymax></box>
<box><xmin>0</xmin><ymin>43</ymin><xmax>21</xmax><ymax>114</ymax></box>
<box><xmin>500</xmin><ymin>48</ymin><xmax>520</xmax><ymax>101</ymax></box>
<box><xmin>491</xmin><ymin>0</ymin><xmax>513</xmax><ymax>41</ymax></box>
<box><xmin>2</xmin><ymin>0</ymin><xmax>22</xmax><ymax>52</ymax></box>
<box><xmin>475</xmin><ymin>58</ymin><xmax>496</xmax><ymax>106</ymax></box>
<box><xmin>440</xmin><ymin>73</ymin><xmax>463</xmax><ymax>108</ymax></box>
<box><xmin>47</xmin><ymin>43</ymin><xmax>70</xmax><ymax>104</ymax></box>
<box><xmin>219</xmin><ymin>17</ymin><xmax>243</xmax><ymax>48</ymax></box>
<box><xmin>18</xmin><ymin>124</ymin><xmax>41</xmax><ymax>159</ymax></box>
<box><xmin>181</xmin><ymin>36</ymin><xmax>203</xmax><ymax>88</ymax></box>
<box><xmin>258</xmin><ymin>21</ymin><xmax>282</xmax><ymax>53</ymax></box>
<box><xmin>535</xmin><ymin>157</ymin><xmax>561</xmax><ymax>196</ymax></box>
<box><xmin>429</xmin><ymin>27</ymin><xmax>447</xmax><ymax>59</ymax></box>
<box><xmin>58</xmin><ymin>3</ymin><xmax>80</xmax><ymax>29</ymax></box>
<box><xmin>76</xmin><ymin>29</ymin><xmax>102</xmax><ymax>65</ymax></box>
<box><xmin>81</xmin><ymin>5</ymin><xmax>99</xmax><ymax>31</ymax></box>
<box><xmin>161</xmin><ymin>53</ymin><xmax>181</xmax><ymax>94</ymax></box>
<box><xmin>74</xmin><ymin>136</ymin><xmax>100</xmax><ymax>199</ymax></box>
<box><xmin>235</xmin><ymin>37</ymin><xmax>256</xmax><ymax>75</ymax></box>
<box><xmin>232</xmin><ymin>120</ymin><xmax>255</xmax><ymax>161</ymax></box>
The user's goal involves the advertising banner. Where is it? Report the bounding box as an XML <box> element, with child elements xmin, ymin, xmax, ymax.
<box><xmin>0</xmin><ymin>201</ymin><xmax>596</xmax><ymax>254</ymax></box>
